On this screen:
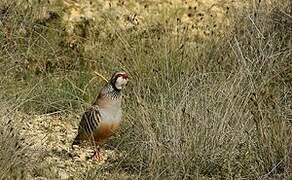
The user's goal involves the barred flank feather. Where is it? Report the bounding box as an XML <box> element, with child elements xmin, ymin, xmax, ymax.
<box><xmin>81</xmin><ymin>106</ymin><xmax>101</xmax><ymax>133</ymax></box>
<box><xmin>72</xmin><ymin>106</ymin><xmax>101</xmax><ymax>145</ymax></box>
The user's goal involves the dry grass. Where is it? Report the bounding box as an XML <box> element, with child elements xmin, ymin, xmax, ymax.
<box><xmin>0</xmin><ymin>0</ymin><xmax>291</xmax><ymax>179</ymax></box>
<box><xmin>0</xmin><ymin>103</ymin><xmax>38</xmax><ymax>180</ymax></box>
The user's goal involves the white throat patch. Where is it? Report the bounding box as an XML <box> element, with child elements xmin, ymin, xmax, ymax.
<box><xmin>115</xmin><ymin>76</ymin><xmax>128</xmax><ymax>90</ymax></box>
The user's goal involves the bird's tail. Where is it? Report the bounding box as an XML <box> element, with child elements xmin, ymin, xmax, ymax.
<box><xmin>71</xmin><ymin>134</ymin><xmax>81</xmax><ymax>148</ymax></box>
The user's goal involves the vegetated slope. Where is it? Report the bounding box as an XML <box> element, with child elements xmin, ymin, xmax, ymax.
<box><xmin>0</xmin><ymin>0</ymin><xmax>291</xmax><ymax>179</ymax></box>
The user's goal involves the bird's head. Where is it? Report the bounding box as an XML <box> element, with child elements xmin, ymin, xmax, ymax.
<box><xmin>110</xmin><ymin>71</ymin><xmax>129</xmax><ymax>90</ymax></box>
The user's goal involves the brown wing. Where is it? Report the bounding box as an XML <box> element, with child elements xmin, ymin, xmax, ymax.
<box><xmin>72</xmin><ymin>106</ymin><xmax>101</xmax><ymax>145</ymax></box>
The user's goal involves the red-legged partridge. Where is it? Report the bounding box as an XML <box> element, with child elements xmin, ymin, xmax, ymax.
<box><xmin>72</xmin><ymin>71</ymin><xmax>129</xmax><ymax>160</ymax></box>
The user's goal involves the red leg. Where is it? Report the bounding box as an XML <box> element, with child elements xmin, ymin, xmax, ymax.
<box><xmin>91</xmin><ymin>146</ymin><xmax>103</xmax><ymax>161</ymax></box>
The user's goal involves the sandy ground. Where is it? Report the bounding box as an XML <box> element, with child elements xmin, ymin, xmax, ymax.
<box><xmin>16</xmin><ymin>112</ymin><xmax>121</xmax><ymax>179</ymax></box>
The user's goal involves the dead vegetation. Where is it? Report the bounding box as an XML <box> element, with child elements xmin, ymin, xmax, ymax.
<box><xmin>0</xmin><ymin>0</ymin><xmax>291</xmax><ymax>179</ymax></box>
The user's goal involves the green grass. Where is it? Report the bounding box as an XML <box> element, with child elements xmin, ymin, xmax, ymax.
<box><xmin>0</xmin><ymin>0</ymin><xmax>291</xmax><ymax>179</ymax></box>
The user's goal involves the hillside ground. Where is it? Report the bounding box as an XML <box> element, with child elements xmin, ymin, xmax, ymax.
<box><xmin>0</xmin><ymin>0</ymin><xmax>291</xmax><ymax>179</ymax></box>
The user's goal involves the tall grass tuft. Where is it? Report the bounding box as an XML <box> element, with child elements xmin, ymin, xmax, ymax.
<box><xmin>0</xmin><ymin>0</ymin><xmax>291</xmax><ymax>179</ymax></box>
<box><xmin>0</xmin><ymin>102</ymin><xmax>38</xmax><ymax>179</ymax></box>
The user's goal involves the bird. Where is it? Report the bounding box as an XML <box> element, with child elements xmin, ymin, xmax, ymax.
<box><xmin>72</xmin><ymin>71</ymin><xmax>129</xmax><ymax>160</ymax></box>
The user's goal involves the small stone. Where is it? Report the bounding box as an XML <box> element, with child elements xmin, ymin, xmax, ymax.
<box><xmin>59</xmin><ymin>169</ymin><xmax>70</xmax><ymax>180</ymax></box>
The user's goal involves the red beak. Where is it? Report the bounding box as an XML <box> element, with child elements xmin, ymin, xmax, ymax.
<box><xmin>122</xmin><ymin>73</ymin><xmax>129</xmax><ymax>79</ymax></box>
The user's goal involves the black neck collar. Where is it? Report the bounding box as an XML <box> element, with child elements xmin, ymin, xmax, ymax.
<box><xmin>110</xmin><ymin>81</ymin><xmax>121</xmax><ymax>92</ymax></box>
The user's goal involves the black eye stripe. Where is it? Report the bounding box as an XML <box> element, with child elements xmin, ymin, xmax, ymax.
<box><xmin>116</xmin><ymin>74</ymin><xmax>124</xmax><ymax>77</ymax></box>
<box><xmin>115</xmin><ymin>76</ymin><xmax>121</xmax><ymax>82</ymax></box>
<box><xmin>115</xmin><ymin>74</ymin><xmax>127</xmax><ymax>81</ymax></box>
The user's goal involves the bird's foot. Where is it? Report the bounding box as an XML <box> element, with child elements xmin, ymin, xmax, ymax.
<box><xmin>91</xmin><ymin>147</ymin><xmax>103</xmax><ymax>161</ymax></box>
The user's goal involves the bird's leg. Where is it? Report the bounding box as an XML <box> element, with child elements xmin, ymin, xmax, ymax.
<box><xmin>91</xmin><ymin>146</ymin><xmax>103</xmax><ymax>161</ymax></box>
